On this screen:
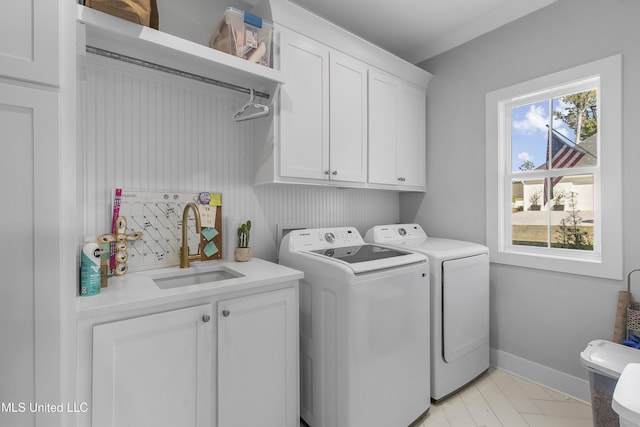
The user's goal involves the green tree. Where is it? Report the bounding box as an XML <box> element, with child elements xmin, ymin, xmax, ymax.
<box><xmin>554</xmin><ymin>90</ymin><xmax>597</xmax><ymax>143</ymax></box>
<box><xmin>556</xmin><ymin>191</ymin><xmax>591</xmax><ymax>249</ymax></box>
<box><xmin>518</xmin><ymin>160</ymin><xmax>535</xmax><ymax>171</ymax></box>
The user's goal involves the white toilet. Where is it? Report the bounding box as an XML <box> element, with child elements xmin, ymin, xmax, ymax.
<box><xmin>613</xmin><ymin>363</ymin><xmax>640</xmax><ymax>427</ymax></box>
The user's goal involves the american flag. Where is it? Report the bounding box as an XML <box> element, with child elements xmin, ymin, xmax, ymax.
<box><xmin>543</xmin><ymin>128</ymin><xmax>585</xmax><ymax>206</ymax></box>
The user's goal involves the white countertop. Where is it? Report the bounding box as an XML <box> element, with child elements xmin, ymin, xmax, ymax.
<box><xmin>76</xmin><ymin>258</ymin><xmax>303</xmax><ymax>318</ymax></box>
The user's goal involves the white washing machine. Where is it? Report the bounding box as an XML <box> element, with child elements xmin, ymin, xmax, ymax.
<box><xmin>279</xmin><ymin>227</ymin><xmax>430</xmax><ymax>427</ymax></box>
<box><xmin>365</xmin><ymin>224</ymin><xmax>489</xmax><ymax>400</ymax></box>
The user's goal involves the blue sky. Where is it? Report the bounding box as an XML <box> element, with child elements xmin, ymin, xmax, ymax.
<box><xmin>511</xmin><ymin>99</ymin><xmax>576</xmax><ymax>172</ymax></box>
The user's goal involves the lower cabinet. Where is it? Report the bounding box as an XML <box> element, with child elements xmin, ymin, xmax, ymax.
<box><xmin>82</xmin><ymin>284</ymin><xmax>299</xmax><ymax>427</ymax></box>
<box><xmin>92</xmin><ymin>304</ymin><xmax>214</xmax><ymax>427</ymax></box>
<box><xmin>218</xmin><ymin>287</ymin><xmax>298</xmax><ymax>427</ymax></box>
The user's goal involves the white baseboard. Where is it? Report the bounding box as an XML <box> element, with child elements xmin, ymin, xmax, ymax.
<box><xmin>490</xmin><ymin>348</ymin><xmax>591</xmax><ymax>403</ymax></box>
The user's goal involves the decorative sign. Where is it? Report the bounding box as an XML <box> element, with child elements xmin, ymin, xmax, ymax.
<box><xmin>115</xmin><ymin>190</ymin><xmax>222</xmax><ymax>271</ymax></box>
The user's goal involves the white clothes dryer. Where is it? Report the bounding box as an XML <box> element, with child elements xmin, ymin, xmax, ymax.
<box><xmin>279</xmin><ymin>227</ymin><xmax>430</xmax><ymax>427</ymax></box>
<box><xmin>365</xmin><ymin>224</ymin><xmax>489</xmax><ymax>400</ymax></box>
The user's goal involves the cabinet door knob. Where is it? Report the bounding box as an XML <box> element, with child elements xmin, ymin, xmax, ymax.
<box><xmin>324</xmin><ymin>170</ymin><xmax>330</xmax><ymax>175</ymax></box>
<box><xmin>222</xmin><ymin>309</ymin><xmax>230</xmax><ymax>317</ymax></box>
<box><xmin>398</xmin><ymin>177</ymin><xmax>406</xmax><ymax>182</ymax></box>
<box><xmin>202</xmin><ymin>314</ymin><xmax>211</xmax><ymax>322</ymax></box>
<box><xmin>331</xmin><ymin>170</ymin><xmax>338</xmax><ymax>175</ymax></box>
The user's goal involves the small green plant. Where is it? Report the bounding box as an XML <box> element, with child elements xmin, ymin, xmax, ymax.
<box><xmin>237</xmin><ymin>220</ymin><xmax>252</xmax><ymax>248</ymax></box>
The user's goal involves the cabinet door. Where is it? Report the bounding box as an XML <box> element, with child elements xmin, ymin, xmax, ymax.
<box><xmin>368</xmin><ymin>69</ymin><xmax>401</xmax><ymax>185</ymax></box>
<box><xmin>329</xmin><ymin>51</ymin><xmax>368</xmax><ymax>183</ymax></box>
<box><xmin>398</xmin><ymin>82</ymin><xmax>427</xmax><ymax>188</ymax></box>
<box><xmin>0</xmin><ymin>0</ymin><xmax>58</xmax><ymax>86</ymax></box>
<box><xmin>92</xmin><ymin>304</ymin><xmax>214</xmax><ymax>427</ymax></box>
<box><xmin>279</xmin><ymin>28</ymin><xmax>330</xmax><ymax>180</ymax></box>
<box><xmin>218</xmin><ymin>287</ymin><xmax>298</xmax><ymax>427</ymax></box>
<box><xmin>0</xmin><ymin>82</ymin><xmax>59</xmax><ymax>427</ymax></box>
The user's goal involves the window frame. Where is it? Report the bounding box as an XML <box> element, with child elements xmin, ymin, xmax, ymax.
<box><xmin>485</xmin><ymin>55</ymin><xmax>622</xmax><ymax>279</ymax></box>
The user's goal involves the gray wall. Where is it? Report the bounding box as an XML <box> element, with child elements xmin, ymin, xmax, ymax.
<box><xmin>401</xmin><ymin>0</ymin><xmax>640</xmax><ymax>397</ymax></box>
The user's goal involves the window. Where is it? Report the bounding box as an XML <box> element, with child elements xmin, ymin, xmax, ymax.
<box><xmin>486</xmin><ymin>55</ymin><xmax>622</xmax><ymax>279</ymax></box>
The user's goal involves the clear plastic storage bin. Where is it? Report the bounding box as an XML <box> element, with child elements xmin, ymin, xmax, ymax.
<box><xmin>210</xmin><ymin>7</ymin><xmax>273</xmax><ymax>68</ymax></box>
<box><xmin>581</xmin><ymin>340</ymin><xmax>640</xmax><ymax>427</ymax></box>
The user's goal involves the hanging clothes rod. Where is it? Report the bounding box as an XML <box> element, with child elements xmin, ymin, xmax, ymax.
<box><xmin>86</xmin><ymin>45</ymin><xmax>271</xmax><ymax>99</ymax></box>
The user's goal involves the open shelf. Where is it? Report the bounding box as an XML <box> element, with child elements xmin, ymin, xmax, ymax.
<box><xmin>77</xmin><ymin>5</ymin><xmax>284</xmax><ymax>98</ymax></box>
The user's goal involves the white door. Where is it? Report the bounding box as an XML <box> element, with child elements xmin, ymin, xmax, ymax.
<box><xmin>92</xmin><ymin>304</ymin><xmax>214</xmax><ymax>427</ymax></box>
<box><xmin>398</xmin><ymin>82</ymin><xmax>427</xmax><ymax>188</ymax></box>
<box><xmin>368</xmin><ymin>69</ymin><xmax>400</xmax><ymax>185</ymax></box>
<box><xmin>218</xmin><ymin>288</ymin><xmax>298</xmax><ymax>427</ymax></box>
<box><xmin>279</xmin><ymin>28</ymin><xmax>329</xmax><ymax>180</ymax></box>
<box><xmin>329</xmin><ymin>51</ymin><xmax>368</xmax><ymax>183</ymax></box>
<box><xmin>0</xmin><ymin>0</ymin><xmax>58</xmax><ymax>85</ymax></box>
<box><xmin>442</xmin><ymin>254</ymin><xmax>490</xmax><ymax>363</ymax></box>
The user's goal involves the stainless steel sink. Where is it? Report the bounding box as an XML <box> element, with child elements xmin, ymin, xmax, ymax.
<box><xmin>151</xmin><ymin>266</ymin><xmax>244</xmax><ymax>289</ymax></box>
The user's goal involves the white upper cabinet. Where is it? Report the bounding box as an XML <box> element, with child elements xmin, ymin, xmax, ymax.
<box><xmin>368</xmin><ymin>70</ymin><xmax>427</xmax><ymax>190</ymax></box>
<box><xmin>278</xmin><ymin>29</ymin><xmax>368</xmax><ymax>185</ymax></box>
<box><xmin>329</xmin><ymin>51</ymin><xmax>368</xmax><ymax>183</ymax></box>
<box><xmin>398</xmin><ymin>81</ymin><xmax>427</xmax><ymax>188</ymax></box>
<box><xmin>253</xmin><ymin>0</ymin><xmax>431</xmax><ymax>191</ymax></box>
<box><xmin>368</xmin><ymin>69</ymin><xmax>401</xmax><ymax>186</ymax></box>
<box><xmin>0</xmin><ymin>0</ymin><xmax>59</xmax><ymax>86</ymax></box>
<box><xmin>278</xmin><ymin>28</ymin><xmax>330</xmax><ymax>180</ymax></box>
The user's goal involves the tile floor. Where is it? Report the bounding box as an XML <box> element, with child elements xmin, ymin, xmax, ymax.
<box><xmin>416</xmin><ymin>368</ymin><xmax>592</xmax><ymax>427</ymax></box>
<box><xmin>301</xmin><ymin>367</ymin><xmax>593</xmax><ymax>427</ymax></box>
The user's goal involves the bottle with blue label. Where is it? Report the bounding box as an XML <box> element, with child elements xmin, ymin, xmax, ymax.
<box><xmin>80</xmin><ymin>240</ymin><xmax>101</xmax><ymax>296</ymax></box>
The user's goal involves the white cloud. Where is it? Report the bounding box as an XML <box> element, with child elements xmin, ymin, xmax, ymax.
<box><xmin>513</xmin><ymin>104</ymin><xmax>548</xmax><ymax>135</ymax></box>
<box><xmin>518</xmin><ymin>152</ymin><xmax>531</xmax><ymax>161</ymax></box>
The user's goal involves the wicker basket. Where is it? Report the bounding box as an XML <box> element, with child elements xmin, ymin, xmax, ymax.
<box><xmin>627</xmin><ymin>269</ymin><xmax>640</xmax><ymax>338</ymax></box>
<box><xmin>628</xmin><ymin>302</ymin><xmax>640</xmax><ymax>335</ymax></box>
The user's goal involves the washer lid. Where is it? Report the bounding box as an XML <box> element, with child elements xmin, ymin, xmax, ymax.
<box><xmin>308</xmin><ymin>244</ymin><xmax>425</xmax><ymax>274</ymax></box>
<box><xmin>613</xmin><ymin>363</ymin><xmax>640</xmax><ymax>422</ymax></box>
<box><xmin>282</xmin><ymin>227</ymin><xmax>426</xmax><ymax>274</ymax></box>
<box><xmin>311</xmin><ymin>244</ymin><xmax>411</xmax><ymax>263</ymax></box>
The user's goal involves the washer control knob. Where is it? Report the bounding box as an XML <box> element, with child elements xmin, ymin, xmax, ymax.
<box><xmin>324</xmin><ymin>232</ymin><xmax>335</xmax><ymax>243</ymax></box>
<box><xmin>398</xmin><ymin>228</ymin><xmax>406</xmax><ymax>236</ymax></box>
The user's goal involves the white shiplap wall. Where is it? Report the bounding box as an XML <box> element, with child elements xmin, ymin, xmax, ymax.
<box><xmin>79</xmin><ymin>54</ymin><xmax>400</xmax><ymax>261</ymax></box>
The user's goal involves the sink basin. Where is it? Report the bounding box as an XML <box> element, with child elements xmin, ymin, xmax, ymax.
<box><xmin>151</xmin><ymin>267</ymin><xmax>244</xmax><ymax>289</ymax></box>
